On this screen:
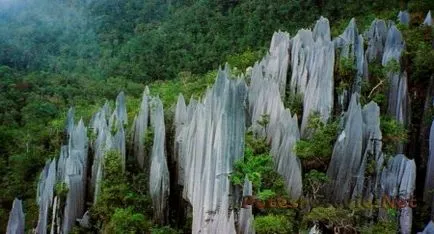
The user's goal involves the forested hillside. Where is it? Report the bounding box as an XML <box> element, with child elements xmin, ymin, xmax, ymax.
<box><xmin>1</xmin><ymin>0</ymin><xmax>434</xmax><ymax>233</ymax></box>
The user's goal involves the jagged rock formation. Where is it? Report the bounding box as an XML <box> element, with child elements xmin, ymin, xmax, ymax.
<box><xmin>249</xmin><ymin>40</ymin><xmax>302</xmax><ymax>199</ymax></box>
<box><xmin>131</xmin><ymin>87</ymin><xmax>150</xmax><ymax>170</ymax></box>
<box><xmin>418</xmin><ymin>221</ymin><xmax>434</xmax><ymax>234</ymax></box>
<box><xmin>327</xmin><ymin>93</ymin><xmax>364</xmax><ymax>203</ymax></box>
<box><xmin>398</xmin><ymin>11</ymin><xmax>410</xmax><ymax>26</ymax></box>
<box><xmin>174</xmin><ymin>66</ymin><xmax>247</xmax><ymax>233</ymax></box>
<box><xmin>149</xmin><ymin>97</ymin><xmax>170</xmax><ymax>223</ymax></box>
<box><xmin>425</xmin><ymin>120</ymin><xmax>434</xmax><ymax>218</ymax></box>
<box><xmin>352</xmin><ymin>101</ymin><xmax>384</xmax><ymax>201</ymax></box>
<box><xmin>424</xmin><ymin>11</ymin><xmax>432</xmax><ymax>26</ymax></box>
<box><xmin>238</xmin><ymin>177</ymin><xmax>255</xmax><ymax>234</ymax></box>
<box><xmin>6</xmin><ymin>198</ymin><xmax>25</xmax><ymax>234</ymax></box>
<box><xmin>290</xmin><ymin>17</ymin><xmax>334</xmax><ymax>137</ymax></box>
<box><xmin>334</xmin><ymin>18</ymin><xmax>366</xmax><ymax>93</ymax></box>
<box><xmin>36</xmin><ymin>159</ymin><xmax>56</xmax><ymax>234</ymax></box>
<box><xmin>266</xmin><ymin>31</ymin><xmax>291</xmax><ymax>97</ymax></box>
<box><xmin>365</xmin><ymin>19</ymin><xmax>388</xmax><ymax>63</ymax></box>
<box><xmin>380</xmin><ymin>154</ymin><xmax>416</xmax><ymax>234</ymax></box>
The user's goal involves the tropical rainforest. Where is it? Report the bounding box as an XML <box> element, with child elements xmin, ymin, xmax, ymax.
<box><xmin>0</xmin><ymin>0</ymin><xmax>433</xmax><ymax>233</ymax></box>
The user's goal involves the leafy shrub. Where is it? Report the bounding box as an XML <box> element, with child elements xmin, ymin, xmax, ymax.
<box><xmin>295</xmin><ymin>113</ymin><xmax>339</xmax><ymax>165</ymax></box>
<box><xmin>151</xmin><ymin>226</ymin><xmax>180</xmax><ymax>234</ymax></box>
<box><xmin>105</xmin><ymin>207</ymin><xmax>152</xmax><ymax>234</ymax></box>
<box><xmin>380</xmin><ymin>115</ymin><xmax>408</xmax><ymax>154</ymax></box>
<box><xmin>254</xmin><ymin>215</ymin><xmax>293</xmax><ymax>234</ymax></box>
<box><xmin>303</xmin><ymin>170</ymin><xmax>329</xmax><ymax>200</ymax></box>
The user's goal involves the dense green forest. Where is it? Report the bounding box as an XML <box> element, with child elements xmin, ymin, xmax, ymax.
<box><xmin>1</xmin><ymin>0</ymin><xmax>433</xmax><ymax>233</ymax></box>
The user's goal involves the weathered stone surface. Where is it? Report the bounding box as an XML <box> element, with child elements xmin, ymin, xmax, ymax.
<box><xmin>290</xmin><ymin>17</ymin><xmax>334</xmax><ymax>137</ymax></box>
<box><xmin>149</xmin><ymin>97</ymin><xmax>170</xmax><ymax>224</ymax></box>
<box><xmin>175</xmin><ymin>66</ymin><xmax>247</xmax><ymax>233</ymax></box>
<box><xmin>365</xmin><ymin>19</ymin><xmax>388</xmax><ymax>63</ymax></box>
<box><xmin>380</xmin><ymin>154</ymin><xmax>416</xmax><ymax>234</ymax></box>
<box><xmin>239</xmin><ymin>177</ymin><xmax>255</xmax><ymax>234</ymax></box>
<box><xmin>418</xmin><ymin>221</ymin><xmax>434</xmax><ymax>234</ymax></box>
<box><xmin>382</xmin><ymin>25</ymin><xmax>404</xmax><ymax>66</ymax></box>
<box><xmin>6</xmin><ymin>198</ymin><xmax>25</xmax><ymax>234</ymax></box>
<box><xmin>425</xmin><ymin>120</ymin><xmax>434</xmax><ymax>217</ymax></box>
<box><xmin>352</xmin><ymin>101</ymin><xmax>384</xmax><ymax>201</ymax></box>
<box><xmin>266</xmin><ymin>31</ymin><xmax>291</xmax><ymax>97</ymax></box>
<box><xmin>36</xmin><ymin>159</ymin><xmax>56</xmax><ymax>234</ymax></box>
<box><xmin>249</xmin><ymin>58</ymin><xmax>302</xmax><ymax>199</ymax></box>
<box><xmin>327</xmin><ymin>93</ymin><xmax>363</xmax><ymax>203</ymax></box>
<box><xmin>334</xmin><ymin>18</ymin><xmax>365</xmax><ymax>93</ymax></box>
<box><xmin>424</xmin><ymin>11</ymin><xmax>432</xmax><ymax>26</ymax></box>
<box><xmin>398</xmin><ymin>10</ymin><xmax>410</xmax><ymax>26</ymax></box>
<box><xmin>132</xmin><ymin>87</ymin><xmax>150</xmax><ymax>170</ymax></box>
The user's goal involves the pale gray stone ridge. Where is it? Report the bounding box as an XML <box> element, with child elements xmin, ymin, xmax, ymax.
<box><xmin>110</xmin><ymin>91</ymin><xmax>128</xmax><ymax>128</ymax></box>
<box><xmin>249</xmin><ymin>56</ymin><xmax>302</xmax><ymax>199</ymax></box>
<box><xmin>36</xmin><ymin>159</ymin><xmax>56</xmax><ymax>234</ymax></box>
<box><xmin>132</xmin><ymin>87</ymin><xmax>150</xmax><ymax>170</ymax></box>
<box><xmin>327</xmin><ymin>93</ymin><xmax>363</xmax><ymax>203</ymax></box>
<box><xmin>418</xmin><ymin>221</ymin><xmax>434</xmax><ymax>234</ymax></box>
<box><xmin>175</xmin><ymin>65</ymin><xmax>247</xmax><ymax>233</ymax></box>
<box><xmin>290</xmin><ymin>16</ymin><xmax>334</xmax><ymax>137</ymax></box>
<box><xmin>425</xmin><ymin>120</ymin><xmax>434</xmax><ymax>217</ymax></box>
<box><xmin>6</xmin><ymin>198</ymin><xmax>25</xmax><ymax>234</ymax></box>
<box><xmin>365</xmin><ymin>19</ymin><xmax>388</xmax><ymax>63</ymax></box>
<box><xmin>334</xmin><ymin>18</ymin><xmax>365</xmax><ymax>93</ymax></box>
<box><xmin>380</xmin><ymin>154</ymin><xmax>416</xmax><ymax>234</ymax></box>
<box><xmin>352</xmin><ymin>101</ymin><xmax>384</xmax><ymax>201</ymax></box>
<box><xmin>239</xmin><ymin>177</ymin><xmax>255</xmax><ymax>234</ymax></box>
<box><xmin>382</xmin><ymin>25</ymin><xmax>404</xmax><ymax>66</ymax></box>
<box><xmin>398</xmin><ymin>10</ymin><xmax>410</xmax><ymax>26</ymax></box>
<box><xmin>266</xmin><ymin>31</ymin><xmax>291</xmax><ymax>97</ymax></box>
<box><xmin>424</xmin><ymin>11</ymin><xmax>432</xmax><ymax>26</ymax></box>
<box><xmin>149</xmin><ymin>97</ymin><xmax>170</xmax><ymax>223</ymax></box>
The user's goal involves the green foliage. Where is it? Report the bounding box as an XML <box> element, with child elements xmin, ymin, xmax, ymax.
<box><xmin>55</xmin><ymin>182</ymin><xmax>69</xmax><ymax>201</ymax></box>
<box><xmin>254</xmin><ymin>215</ymin><xmax>293</xmax><ymax>234</ymax></box>
<box><xmin>295</xmin><ymin>113</ymin><xmax>339</xmax><ymax>164</ymax></box>
<box><xmin>285</xmin><ymin>92</ymin><xmax>304</xmax><ymax>116</ymax></box>
<box><xmin>90</xmin><ymin>150</ymin><xmax>153</xmax><ymax>231</ymax></box>
<box><xmin>304</xmin><ymin>170</ymin><xmax>329</xmax><ymax>200</ymax></box>
<box><xmin>359</xmin><ymin>220</ymin><xmax>397</xmax><ymax>234</ymax></box>
<box><xmin>380</xmin><ymin>116</ymin><xmax>408</xmax><ymax>154</ymax></box>
<box><xmin>384</xmin><ymin>59</ymin><xmax>400</xmax><ymax>74</ymax></box>
<box><xmin>302</xmin><ymin>206</ymin><xmax>354</xmax><ymax>231</ymax></box>
<box><xmin>105</xmin><ymin>207</ymin><xmax>152</xmax><ymax>234</ymax></box>
<box><xmin>151</xmin><ymin>226</ymin><xmax>181</xmax><ymax>234</ymax></box>
<box><xmin>226</xmin><ymin>50</ymin><xmax>263</xmax><ymax>73</ymax></box>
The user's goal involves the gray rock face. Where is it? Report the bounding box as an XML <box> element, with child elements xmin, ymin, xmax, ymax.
<box><xmin>6</xmin><ymin>198</ymin><xmax>25</xmax><ymax>234</ymax></box>
<box><xmin>418</xmin><ymin>221</ymin><xmax>434</xmax><ymax>234</ymax></box>
<box><xmin>266</xmin><ymin>31</ymin><xmax>291</xmax><ymax>97</ymax></box>
<box><xmin>382</xmin><ymin>25</ymin><xmax>408</xmax><ymax>152</ymax></box>
<box><xmin>334</xmin><ymin>18</ymin><xmax>365</xmax><ymax>93</ymax></box>
<box><xmin>132</xmin><ymin>87</ymin><xmax>150</xmax><ymax>170</ymax></box>
<box><xmin>382</xmin><ymin>25</ymin><xmax>404</xmax><ymax>66</ymax></box>
<box><xmin>365</xmin><ymin>19</ymin><xmax>388</xmax><ymax>63</ymax></box>
<box><xmin>327</xmin><ymin>93</ymin><xmax>363</xmax><ymax>203</ymax></box>
<box><xmin>398</xmin><ymin>11</ymin><xmax>410</xmax><ymax>26</ymax></box>
<box><xmin>249</xmin><ymin>53</ymin><xmax>302</xmax><ymax>199</ymax></box>
<box><xmin>290</xmin><ymin>16</ymin><xmax>334</xmax><ymax>137</ymax></box>
<box><xmin>239</xmin><ymin>177</ymin><xmax>255</xmax><ymax>234</ymax></box>
<box><xmin>424</xmin><ymin>11</ymin><xmax>432</xmax><ymax>26</ymax></box>
<box><xmin>175</xmin><ymin>66</ymin><xmax>247</xmax><ymax>233</ymax></box>
<box><xmin>352</xmin><ymin>101</ymin><xmax>384</xmax><ymax>201</ymax></box>
<box><xmin>36</xmin><ymin>159</ymin><xmax>56</xmax><ymax>234</ymax></box>
<box><xmin>149</xmin><ymin>97</ymin><xmax>170</xmax><ymax>224</ymax></box>
<box><xmin>425</xmin><ymin>120</ymin><xmax>434</xmax><ymax>217</ymax></box>
<box><xmin>380</xmin><ymin>154</ymin><xmax>416</xmax><ymax>234</ymax></box>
